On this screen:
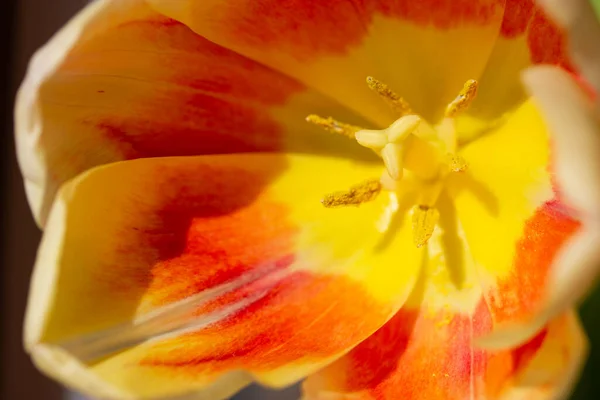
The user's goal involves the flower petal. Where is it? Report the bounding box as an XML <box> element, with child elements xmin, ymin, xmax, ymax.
<box><xmin>475</xmin><ymin>66</ymin><xmax>600</xmax><ymax>349</ymax></box>
<box><xmin>16</xmin><ymin>0</ymin><xmax>368</xmax><ymax>226</ymax></box>
<box><xmin>146</xmin><ymin>0</ymin><xmax>506</xmax><ymax>123</ymax></box>
<box><xmin>458</xmin><ymin>0</ymin><xmax>573</xmax><ymax>140</ymax></box>
<box><xmin>25</xmin><ymin>153</ymin><xmax>421</xmax><ymax>399</ymax></box>
<box><xmin>303</xmin><ymin>307</ymin><xmax>587</xmax><ymax>400</ymax></box>
<box><xmin>523</xmin><ymin>65</ymin><xmax>600</xmax><ymax>218</ymax></box>
<box><xmin>536</xmin><ymin>0</ymin><xmax>600</xmax><ymax>108</ymax></box>
<box><xmin>447</xmin><ymin>98</ymin><xmax>581</xmax><ymax>346</ymax></box>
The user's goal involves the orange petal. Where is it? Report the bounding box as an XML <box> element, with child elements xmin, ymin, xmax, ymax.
<box><xmin>147</xmin><ymin>0</ymin><xmax>506</xmax><ymax>123</ymax></box>
<box><xmin>16</xmin><ymin>0</ymin><xmax>369</xmax><ymax>226</ymax></box>
<box><xmin>303</xmin><ymin>306</ymin><xmax>587</xmax><ymax>400</ymax></box>
<box><xmin>26</xmin><ymin>154</ymin><xmax>422</xmax><ymax>399</ymax></box>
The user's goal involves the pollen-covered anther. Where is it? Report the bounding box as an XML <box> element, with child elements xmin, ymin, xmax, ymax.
<box><xmin>446</xmin><ymin>153</ymin><xmax>469</xmax><ymax>172</ymax></box>
<box><xmin>306</xmin><ymin>114</ymin><xmax>363</xmax><ymax>139</ymax></box>
<box><xmin>366</xmin><ymin>76</ymin><xmax>413</xmax><ymax>116</ymax></box>
<box><xmin>321</xmin><ymin>179</ymin><xmax>383</xmax><ymax>208</ymax></box>
<box><xmin>411</xmin><ymin>205</ymin><xmax>439</xmax><ymax>248</ymax></box>
<box><xmin>445</xmin><ymin>79</ymin><xmax>478</xmax><ymax>118</ymax></box>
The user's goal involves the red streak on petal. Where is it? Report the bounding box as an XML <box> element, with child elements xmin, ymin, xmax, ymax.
<box><xmin>140</xmin><ymin>272</ymin><xmax>388</xmax><ymax>372</ymax></box>
<box><xmin>500</xmin><ymin>0</ymin><xmax>535</xmax><ymax>38</ymax></box>
<box><xmin>94</xmin><ymin>91</ymin><xmax>283</xmax><ymax>158</ymax></box>
<box><xmin>142</xmin><ymin>165</ymin><xmax>296</xmax><ymax>306</ymax></box>
<box><xmin>307</xmin><ymin>301</ymin><xmax>494</xmax><ymax>399</ymax></box>
<box><xmin>102</xmin><ymin>156</ymin><xmax>295</xmax><ymax>310</ymax></box>
<box><xmin>221</xmin><ymin>0</ymin><xmax>371</xmax><ymax>60</ymax></box>
<box><xmin>79</xmin><ymin>17</ymin><xmax>305</xmax><ymax>159</ymax></box>
<box><xmin>377</xmin><ymin>0</ymin><xmax>504</xmax><ymax>29</ymax></box>
<box><xmin>527</xmin><ymin>10</ymin><xmax>574</xmax><ymax>71</ymax></box>
<box><xmin>512</xmin><ymin>327</ymin><xmax>548</xmax><ymax>370</ymax></box>
<box><xmin>220</xmin><ymin>0</ymin><xmax>503</xmax><ymax>61</ymax></box>
<box><xmin>110</xmin><ymin>17</ymin><xmax>305</xmax><ymax>103</ymax></box>
<box><xmin>488</xmin><ymin>200</ymin><xmax>580</xmax><ymax>324</ymax></box>
<box><xmin>306</xmin><ymin>302</ymin><xmax>564</xmax><ymax>399</ymax></box>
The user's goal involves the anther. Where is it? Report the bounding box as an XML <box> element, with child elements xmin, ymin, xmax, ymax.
<box><xmin>321</xmin><ymin>179</ymin><xmax>382</xmax><ymax>208</ymax></box>
<box><xmin>366</xmin><ymin>76</ymin><xmax>413</xmax><ymax>116</ymax></box>
<box><xmin>446</xmin><ymin>153</ymin><xmax>469</xmax><ymax>172</ymax></box>
<box><xmin>411</xmin><ymin>205</ymin><xmax>439</xmax><ymax>248</ymax></box>
<box><xmin>445</xmin><ymin>79</ymin><xmax>478</xmax><ymax>118</ymax></box>
<box><xmin>306</xmin><ymin>115</ymin><xmax>363</xmax><ymax>139</ymax></box>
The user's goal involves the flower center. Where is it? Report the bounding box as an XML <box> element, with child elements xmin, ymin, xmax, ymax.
<box><xmin>307</xmin><ymin>77</ymin><xmax>478</xmax><ymax>247</ymax></box>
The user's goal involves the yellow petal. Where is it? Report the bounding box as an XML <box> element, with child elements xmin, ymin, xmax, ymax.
<box><xmin>447</xmin><ymin>98</ymin><xmax>581</xmax><ymax>347</ymax></box>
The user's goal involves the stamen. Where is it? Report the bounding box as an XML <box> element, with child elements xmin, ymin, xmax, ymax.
<box><xmin>446</xmin><ymin>153</ymin><xmax>469</xmax><ymax>172</ymax></box>
<box><xmin>321</xmin><ymin>179</ymin><xmax>382</xmax><ymax>208</ymax></box>
<box><xmin>412</xmin><ymin>205</ymin><xmax>439</xmax><ymax>248</ymax></box>
<box><xmin>366</xmin><ymin>76</ymin><xmax>413</xmax><ymax>116</ymax></box>
<box><xmin>306</xmin><ymin>114</ymin><xmax>362</xmax><ymax>139</ymax></box>
<box><xmin>445</xmin><ymin>79</ymin><xmax>478</xmax><ymax>118</ymax></box>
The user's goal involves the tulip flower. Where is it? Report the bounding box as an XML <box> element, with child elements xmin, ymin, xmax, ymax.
<box><xmin>16</xmin><ymin>1</ymin><xmax>591</xmax><ymax>399</ymax></box>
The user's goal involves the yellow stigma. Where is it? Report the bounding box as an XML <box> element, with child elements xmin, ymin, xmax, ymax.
<box><xmin>366</xmin><ymin>76</ymin><xmax>413</xmax><ymax>116</ymax></box>
<box><xmin>445</xmin><ymin>79</ymin><xmax>478</xmax><ymax>118</ymax></box>
<box><xmin>306</xmin><ymin>114</ymin><xmax>363</xmax><ymax>139</ymax></box>
<box><xmin>411</xmin><ymin>205</ymin><xmax>439</xmax><ymax>248</ymax></box>
<box><xmin>321</xmin><ymin>179</ymin><xmax>382</xmax><ymax>208</ymax></box>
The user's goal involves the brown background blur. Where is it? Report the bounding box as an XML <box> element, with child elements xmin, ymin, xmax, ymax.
<box><xmin>0</xmin><ymin>1</ymin><xmax>298</xmax><ymax>399</ymax></box>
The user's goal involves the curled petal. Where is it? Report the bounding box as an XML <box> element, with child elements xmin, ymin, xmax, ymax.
<box><xmin>26</xmin><ymin>154</ymin><xmax>422</xmax><ymax>399</ymax></box>
<box><xmin>536</xmin><ymin>0</ymin><xmax>600</xmax><ymax>107</ymax></box>
<box><xmin>523</xmin><ymin>65</ymin><xmax>600</xmax><ymax>218</ymax></box>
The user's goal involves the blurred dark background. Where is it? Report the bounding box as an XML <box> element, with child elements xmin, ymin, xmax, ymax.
<box><xmin>0</xmin><ymin>1</ymin><xmax>599</xmax><ymax>399</ymax></box>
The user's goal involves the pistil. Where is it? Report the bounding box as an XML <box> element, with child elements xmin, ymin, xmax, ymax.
<box><xmin>355</xmin><ymin>115</ymin><xmax>422</xmax><ymax>180</ymax></box>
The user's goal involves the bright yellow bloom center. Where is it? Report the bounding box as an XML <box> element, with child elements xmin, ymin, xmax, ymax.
<box><xmin>307</xmin><ymin>77</ymin><xmax>478</xmax><ymax>248</ymax></box>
